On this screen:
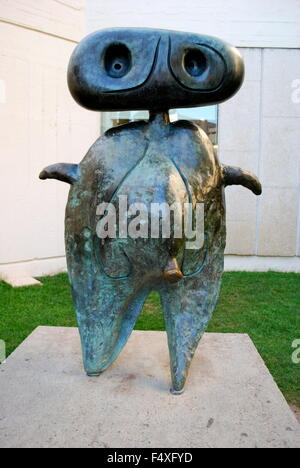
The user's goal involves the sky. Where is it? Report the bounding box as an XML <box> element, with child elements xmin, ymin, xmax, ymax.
<box><xmin>108</xmin><ymin>105</ymin><xmax>218</xmax><ymax>124</ymax></box>
<box><xmin>171</xmin><ymin>105</ymin><xmax>217</xmax><ymax>122</ymax></box>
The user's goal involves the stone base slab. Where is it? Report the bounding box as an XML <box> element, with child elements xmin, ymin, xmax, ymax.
<box><xmin>0</xmin><ymin>327</ymin><xmax>299</xmax><ymax>448</ymax></box>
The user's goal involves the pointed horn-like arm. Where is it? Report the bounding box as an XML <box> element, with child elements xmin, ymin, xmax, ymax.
<box><xmin>39</xmin><ymin>163</ymin><xmax>79</xmax><ymax>185</ymax></box>
<box><xmin>221</xmin><ymin>165</ymin><xmax>262</xmax><ymax>195</ymax></box>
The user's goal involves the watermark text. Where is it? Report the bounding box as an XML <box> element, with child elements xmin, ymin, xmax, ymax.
<box><xmin>96</xmin><ymin>196</ymin><xmax>204</xmax><ymax>250</ymax></box>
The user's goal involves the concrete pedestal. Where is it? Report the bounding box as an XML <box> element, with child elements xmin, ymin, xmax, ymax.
<box><xmin>0</xmin><ymin>327</ymin><xmax>299</xmax><ymax>448</ymax></box>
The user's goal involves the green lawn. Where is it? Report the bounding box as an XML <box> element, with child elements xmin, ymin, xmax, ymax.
<box><xmin>0</xmin><ymin>271</ymin><xmax>299</xmax><ymax>405</ymax></box>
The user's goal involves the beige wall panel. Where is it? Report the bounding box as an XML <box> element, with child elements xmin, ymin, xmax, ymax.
<box><xmin>258</xmin><ymin>49</ymin><xmax>300</xmax><ymax>256</ymax></box>
<box><xmin>87</xmin><ymin>0</ymin><xmax>300</xmax><ymax>48</ymax></box>
<box><xmin>225</xmin><ymin>187</ymin><xmax>257</xmax><ymax>255</ymax></box>
<box><xmin>262</xmin><ymin>49</ymin><xmax>300</xmax><ymax>118</ymax></box>
<box><xmin>297</xmin><ymin>205</ymin><xmax>300</xmax><ymax>256</ymax></box>
<box><xmin>257</xmin><ymin>187</ymin><xmax>298</xmax><ymax>256</ymax></box>
<box><xmin>260</xmin><ymin>117</ymin><xmax>300</xmax><ymax>188</ymax></box>
<box><xmin>0</xmin><ymin>22</ymin><xmax>99</xmax><ymax>264</ymax></box>
<box><xmin>0</xmin><ymin>0</ymin><xmax>85</xmax><ymax>42</ymax></box>
<box><xmin>219</xmin><ymin>48</ymin><xmax>261</xmax><ymax>255</ymax></box>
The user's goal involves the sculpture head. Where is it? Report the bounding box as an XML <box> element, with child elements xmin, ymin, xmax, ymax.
<box><xmin>67</xmin><ymin>27</ymin><xmax>244</xmax><ymax>111</ymax></box>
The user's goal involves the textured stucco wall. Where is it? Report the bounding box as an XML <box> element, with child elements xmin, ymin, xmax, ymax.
<box><xmin>0</xmin><ymin>1</ymin><xmax>100</xmax><ymax>280</ymax></box>
<box><xmin>219</xmin><ymin>48</ymin><xmax>300</xmax><ymax>258</ymax></box>
<box><xmin>86</xmin><ymin>0</ymin><xmax>300</xmax><ymax>48</ymax></box>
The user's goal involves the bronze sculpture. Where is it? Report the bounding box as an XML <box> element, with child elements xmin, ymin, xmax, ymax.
<box><xmin>40</xmin><ymin>28</ymin><xmax>262</xmax><ymax>394</ymax></box>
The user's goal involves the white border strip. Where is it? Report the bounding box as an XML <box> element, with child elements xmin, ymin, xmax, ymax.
<box><xmin>225</xmin><ymin>255</ymin><xmax>300</xmax><ymax>273</ymax></box>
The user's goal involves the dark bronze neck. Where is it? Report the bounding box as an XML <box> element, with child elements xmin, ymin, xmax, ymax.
<box><xmin>149</xmin><ymin>111</ymin><xmax>170</xmax><ymax>125</ymax></box>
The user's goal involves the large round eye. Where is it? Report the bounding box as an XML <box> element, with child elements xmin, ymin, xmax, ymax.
<box><xmin>170</xmin><ymin>42</ymin><xmax>226</xmax><ymax>90</ymax></box>
<box><xmin>68</xmin><ymin>29</ymin><xmax>160</xmax><ymax>103</ymax></box>
<box><xmin>184</xmin><ymin>49</ymin><xmax>207</xmax><ymax>77</ymax></box>
<box><xmin>104</xmin><ymin>43</ymin><xmax>131</xmax><ymax>78</ymax></box>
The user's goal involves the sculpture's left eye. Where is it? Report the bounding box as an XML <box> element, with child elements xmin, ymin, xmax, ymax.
<box><xmin>67</xmin><ymin>29</ymin><xmax>160</xmax><ymax>103</ymax></box>
<box><xmin>104</xmin><ymin>44</ymin><xmax>131</xmax><ymax>78</ymax></box>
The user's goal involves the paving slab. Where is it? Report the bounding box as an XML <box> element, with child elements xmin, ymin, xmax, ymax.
<box><xmin>0</xmin><ymin>274</ymin><xmax>42</xmax><ymax>287</ymax></box>
<box><xmin>0</xmin><ymin>327</ymin><xmax>299</xmax><ymax>448</ymax></box>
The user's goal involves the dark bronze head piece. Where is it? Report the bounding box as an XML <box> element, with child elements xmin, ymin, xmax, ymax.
<box><xmin>67</xmin><ymin>27</ymin><xmax>244</xmax><ymax>112</ymax></box>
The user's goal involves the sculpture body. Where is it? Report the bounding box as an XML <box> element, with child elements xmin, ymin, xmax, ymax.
<box><xmin>40</xmin><ymin>28</ymin><xmax>261</xmax><ymax>393</ymax></box>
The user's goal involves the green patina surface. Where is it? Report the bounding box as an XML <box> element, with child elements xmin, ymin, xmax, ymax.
<box><xmin>38</xmin><ymin>28</ymin><xmax>262</xmax><ymax>393</ymax></box>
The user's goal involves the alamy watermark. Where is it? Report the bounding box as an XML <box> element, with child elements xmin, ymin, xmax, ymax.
<box><xmin>291</xmin><ymin>339</ymin><xmax>300</xmax><ymax>364</ymax></box>
<box><xmin>96</xmin><ymin>196</ymin><xmax>205</xmax><ymax>250</ymax></box>
<box><xmin>0</xmin><ymin>339</ymin><xmax>6</xmax><ymax>364</ymax></box>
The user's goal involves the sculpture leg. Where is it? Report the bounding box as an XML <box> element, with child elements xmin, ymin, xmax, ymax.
<box><xmin>160</xmin><ymin>273</ymin><xmax>221</xmax><ymax>394</ymax></box>
<box><xmin>73</xmin><ymin>278</ymin><xmax>149</xmax><ymax>376</ymax></box>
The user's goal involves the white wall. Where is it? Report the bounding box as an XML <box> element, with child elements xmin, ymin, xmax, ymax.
<box><xmin>219</xmin><ymin>48</ymin><xmax>300</xmax><ymax>259</ymax></box>
<box><xmin>87</xmin><ymin>0</ymin><xmax>300</xmax><ymax>48</ymax></box>
<box><xmin>0</xmin><ymin>0</ymin><xmax>85</xmax><ymax>41</ymax></box>
<box><xmin>1</xmin><ymin>0</ymin><xmax>300</xmax><ymax>280</ymax></box>
<box><xmin>0</xmin><ymin>1</ymin><xmax>100</xmax><ymax>281</ymax></box>
<box><xmin>86</xmin><ymin>0</ymin><xmax>300</xmax><ymax>271</ymax></box>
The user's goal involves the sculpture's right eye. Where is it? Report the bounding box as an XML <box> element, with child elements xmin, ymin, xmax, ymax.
<box><xmin>183</xmin><ymin>49</ymin><xmax>207</xmax><ymax>78</ymax></box>
<box><xmin>169</xmin><ymin>41</ymin><xmax>226</xmax><ymax>91</ymax></box>
<box><xmin>104</xmin><ymin>44</ymin><xmax>132</xmax><ymax>78</ymax></box>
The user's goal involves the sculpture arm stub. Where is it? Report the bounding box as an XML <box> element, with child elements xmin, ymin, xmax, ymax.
<box><xmin>221</xmin><ymin>165</ymin><xmax>262</xmax><ymax>195</ymax></box>
<box><xmin>39</xmin><ymin>163</ymin><xmax>79</xmax><ymax>185</ymax></box>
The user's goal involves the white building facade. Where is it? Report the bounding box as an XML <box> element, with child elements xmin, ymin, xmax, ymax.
<box><xmin>1</xmin><ymin>0</ymin><xmax>300</xmax><ymax>283</ymax></box>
